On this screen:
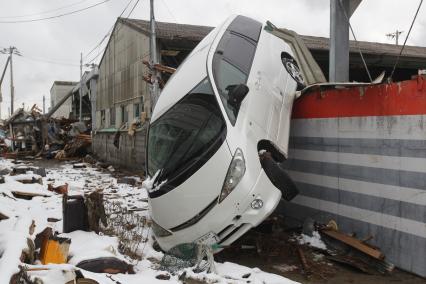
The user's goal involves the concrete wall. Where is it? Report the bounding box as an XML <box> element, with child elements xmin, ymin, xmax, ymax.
<box><xmin>280</xmin><ymin>78</ymin><xmax>426</xmax><ymax>277</ymax></box>
<box><xmin>50</xmin><ymin>82</ymin><xmax>77</xmax><ymax>118</ymax></box>
<box><xmin>92</xmin><ymin>127</ymin><xmax>147</xmax><ymax>172</ymax></box>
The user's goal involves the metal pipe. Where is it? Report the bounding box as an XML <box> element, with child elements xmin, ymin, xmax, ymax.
<box><xmin>149</xmin><ymin>0</ymin><xmax>160</xmax><ymax>110</ymax></box>
<box><xmin>79</xmin><ymin>52</ymin><xmax>83</xmax><ymax>122</ymax></box>
<box><xmin>10</xmin><ymin>48</ymin><xmax>14</xmax><ymax>114</ymax></box>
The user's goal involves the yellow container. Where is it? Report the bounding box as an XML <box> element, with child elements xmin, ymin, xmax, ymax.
<box><xmin>40</xmin><ymin>237</ymin><xmax>71</xmax><ymax>264</ymax></box>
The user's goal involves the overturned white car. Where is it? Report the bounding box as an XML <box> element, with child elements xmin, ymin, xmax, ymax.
<box><xmin>146</xmin><ymin>15</ymin><xmax>324</xmax><ymax>252</ymax></box>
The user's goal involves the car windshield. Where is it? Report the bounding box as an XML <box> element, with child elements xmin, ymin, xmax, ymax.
<box><xmin>147</xmin><ymin>78</ymin><xmax>226</xmax><ymax>186</ymax></box>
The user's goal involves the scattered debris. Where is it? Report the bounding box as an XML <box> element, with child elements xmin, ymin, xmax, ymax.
<box><xmin>321</xmin><ymin>229</ymin><xmax>384</xmax><ymax>260</ymax></box>
<box><xmin>85</xmin><ymin>190</ymin><xmax>107</xmax><ymax>233</ymax></box>
<box><xmin>40</xmin><ymin>236</ymin><xmax>71</xmax><ymax>265</ymax></box>
<box><xmin>76</xmin><ymin>257</ymin><xmax>134</xmax><ymax>274</ymax></box>
<box><xmin>62</xmin><ymin>195</ymin><xmax>89</xmax><ymax>233</ymax></box>
<box><xmin>47</xmin><ymin>183</ymin><xmax>68</xmax><ymax>195</ymax></box>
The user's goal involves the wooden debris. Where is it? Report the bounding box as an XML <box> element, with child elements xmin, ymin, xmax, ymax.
<box><xmin>15</xmin><ymin>176</ymin><xmax>43</xmax><ymax>184</ymax></box>
<box><xmin>12</xmin><ymin>191</ymin><xmax>50</xmax><ymax>200</ymax></box>
<box><xmin>76</xmin><ymin>257</ymin><xmax>134</xmax><ymax>274</ymax></box>
<box><xmin>0</xmin><ymin>211</ymin><xmax>9</xmax><ymax>220</ymax></box>
<box><xmin>47</xmin><ymin>183</ymin><xmax>68</xmax><ymax>195</ymax></box>
<box><xmin>86</xmin><ymin>190</ymin><xmax>107</xmax><ymax>233</ymax></box>
<box><xmin>297</xmin><ymin>246</ymin><xmax>311</xmax><ymax>277</ymax></box>
<box><xmin>321</xmin><ymin>229</ymin><xmax>384</xmax><ymax>260</ymax></box>
<box><xmin>156</xmin><ymin>273</ymin><xmax>171</xmax><ymax>280</ymax></box>
<box><xmin>35</xmin><ymin>227</ymin><xmax>53</xmax><ymax>249</ymax></box>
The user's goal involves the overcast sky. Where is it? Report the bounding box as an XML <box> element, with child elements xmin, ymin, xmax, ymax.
<box><xmin>0</xmin><ymin>0</ymin><xmax>424</xmax><ymax>118</ymax></box>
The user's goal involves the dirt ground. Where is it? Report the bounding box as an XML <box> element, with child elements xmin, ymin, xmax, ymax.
<box><xmin>216</xmin><ymin>226</ymin><xmax>425</xmax><ymax>284</ymax></box>
<box><xmin>29</xmin><ymin>157</ymin><xmax>425</xmax><ymax>284</ymax></box>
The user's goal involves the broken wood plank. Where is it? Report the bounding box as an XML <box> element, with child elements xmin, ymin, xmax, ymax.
<box><xmin>297</xmin><ymin>246</ymin><xmax>311</xmax><ymax>277</ymax></box>
<box><xmin>12</xmin><ymin>191</ymin><xmax>51</xmax><ymax>199</ymax></box>
<box><xmin>321</xmin><ymin>229</ymin><xmax>384</xmax><ymax>260</ymax></box>
<box><xmin>0</xmin><ymin>211</ymin><xmax>9</xmax><ymax>220</ymax></box>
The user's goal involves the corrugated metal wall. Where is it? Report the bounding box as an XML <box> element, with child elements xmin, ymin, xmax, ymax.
<box><xmin>280</xmin><ymin>78</ymin><xmax>426</xmax><ymax>277</ymax></box>
<box><xmin>96</xmin><ymin>23</ymin><xmax>151</xmax><ymax>129</ymax></box>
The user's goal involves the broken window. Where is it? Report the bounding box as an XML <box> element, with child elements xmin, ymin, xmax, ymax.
<box><xmin>100</xmin><ymin>110</ymin><xmax>106</xmax><ymax>128</ymax></box>
<box><xmin>110</xmin><ymin>107</ymin><xmax>115</xmax><ymax>127</ymax></box>
<box><xmin>120</xmin><ymin>105</ymin><xmax>128</xmax><ymax>125</ymax></box>
<box><xmin>146</xmin><ymin>78</ymin><xmax>226</xmax><ymax>196</ymax></box>
<box><xmin>134</xmin><ymin>103</ymin><xmax>140</xmax><ymax>119</ymax></box>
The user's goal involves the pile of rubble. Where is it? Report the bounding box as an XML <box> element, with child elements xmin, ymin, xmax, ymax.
<box><xmin>0</xmin><ymin>159</ymin><xmax>297</xmax><ymax>284</ymax></box>
<box><xmin>218</xmin><ymin>216</ymin><xmax>395</xmax><ymax>282</ymax></box>
<box><xmin>0</xmin><ymin>105</ymin><xmax>92</xmax><ymax>160</ymax></box>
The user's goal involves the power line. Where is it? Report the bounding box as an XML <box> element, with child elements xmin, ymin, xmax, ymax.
<box><xmin>0</xmin><ymin>0</ymin><xmax>90</xmax><ymax>19</ymax></box>
<box><xmin>20</xmin><ymin>55</ymin><xmax>80</xmax><ymax>67</ymax></box>
<box><xmin>85</xmin><ymin>0</ymin><xmax>141</xmax><ymax>64</ymax></box>
<box><xmin>159</xmin><ymin>0</ymin><xmax>178</xmax><ymax>23</ymax></box>
<box><xmin>84</xmin><ymin>0</ymin><xmax>135</xmax><ymax>60</ymax></box>
<box><xmin>0</xmin><ymin>0</ymin><xmax>112</xmax><ymax>24</ymax></box>
<box><xmin>389</xmin><ymin>0</ymin><xmax>423</xmax><ymax>81</ymax></box>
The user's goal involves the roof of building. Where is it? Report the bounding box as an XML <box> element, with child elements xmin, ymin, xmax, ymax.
<box><xmin>119</xmin><ymin>18</ymin><xmax>426</xmax><ymax>60</ymax></box>
<box><xmin>119</xmin><ymin>18</ymin><xmax>212</xmax><ymax>42</ymax></box>
<box><xmin>52</xmin><ymin>81</ymin><xmax>78</xmax><ymax>86</ymax></box>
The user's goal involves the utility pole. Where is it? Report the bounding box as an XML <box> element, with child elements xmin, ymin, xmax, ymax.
<box><xmin>0</xmin><ymin>47</ymin><xmax>21</xmax><ymax>115</ymax></box>
<box><xmin>329</xmin><ymin>0</ymin><xmax>362</xmax><ymax>82</ymax></box>
<box><xmin>79</xmin><ymin>52</ymin><xmax>83</xmax><ymax>122</ymax></box>
<box><xmin>43</xmin><ymin>95</ymin><xmax>45</xmax><ymax>114</ymax></box>
<box><xmin>386</xmin><ymin>30</ymin><xmax>403</xmax><ymax>45</ymax></box>
<box><xmin>149</xmin><ymin>0</ymin><xmax>160</xmax><ymax>109</ymax></box>
<box><xmin>0</xmin><ymin>56</ymin><xmax>11</xmax><ymax>119</ymax></box>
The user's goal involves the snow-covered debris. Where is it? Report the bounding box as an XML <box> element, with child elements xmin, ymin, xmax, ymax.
<box><xmin>0</xmin><ymin>158</ymin><xmax>300</xmax><ymax>284</ymax></box>
<box><xmin>142</xmin><ymin>170</ymin><xmax>167</xmax><ymax>193</ymax></box>
<box><xmin>298</xmin><ymin>231</ymin><xmax>327</xmax><ymax>250</ymax></box>
<box><xmin>0</xmin><ymin>216</ymin><xmax>34</xmax><ymax>283</ymax></box>
<box><xmin>60</xmin><ymin>231</ymin><xmax>125</xmax><ymax>265</ymax></box>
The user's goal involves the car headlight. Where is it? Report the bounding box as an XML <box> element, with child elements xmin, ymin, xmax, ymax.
<box><xmin>151</xmin><ymin>219</ymin><xmax>172</xmax><ymax>237</ymax></box>
<box><xmin>218</xmin><ymin>148</ymin><xmax>246</xmax><ymax>203</ymax></box>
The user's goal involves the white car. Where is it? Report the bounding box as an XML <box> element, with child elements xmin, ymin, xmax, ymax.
<box><xmin>146</xmin><ymin>15</ymin><xmax>305</xmax><ymax>252</ymax></box>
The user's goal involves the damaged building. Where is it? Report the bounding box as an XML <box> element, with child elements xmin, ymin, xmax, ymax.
<box><xmin>49</xmin><ymin>81</ymin><xmax>78</xmax><ymax>119</ymax></box>
<box><xmin>93</xmin><ymin>18</ymin><xmax>426</xmax><ymax>171</ymax></box>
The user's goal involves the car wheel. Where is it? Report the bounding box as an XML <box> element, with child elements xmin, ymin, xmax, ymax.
<box><xmin>259</xmin><ymin>152</ymin><xmax>299</xmax><ymax>201</ymax></box>
<box><xmin>282</xmin><ymin>57</ymin><xmax>306</xmax><ymax>90</ymax></box>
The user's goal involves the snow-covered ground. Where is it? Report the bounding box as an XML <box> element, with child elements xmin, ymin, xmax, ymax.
<box><xmin>0</xmin><ymin>158</ymin><xmax>298</xmax><ymax>284</ymax></box>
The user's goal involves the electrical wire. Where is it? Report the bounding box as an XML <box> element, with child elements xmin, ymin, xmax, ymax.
<box><xmin>0</xmin><ymin>0</ymin><xmax>111</xmax><ymax>24</ymax></box>
<box><xmin>84</xmin><ymin>0</ymin><xmax>135</xmax><ymax>60</ymax></box>
<box><xmin>85</xmin><ymin>0</ymin><xmax>141</xmax><ymax>64</ymax></box>
<box><xmin>389</xmin><ymin>0</ymin><xmax>423</xmax><ymax>81</ymax></box>
<box><xmin>20</xmin><ymin>55</ymin><xmax>80</xmax><ymax>67</ymax></box>
<box><xmin>0</xmin><ymin>0</ymin><xmax>90</xmax><ymax>19</ymax></box>
<box><xmin>338</xmin><ymin>0</ymin><xmax>372</xmax><ymax>82</ymax></box>
<box><xmin>159</xmin><ymin>0</ymin><xmax>177</xmax><ymax>23</ymax></box>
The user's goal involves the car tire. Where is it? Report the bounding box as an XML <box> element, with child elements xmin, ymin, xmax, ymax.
<box><xmin>282</xmin><ymin>57</ymin><xmax>306</xmax><ymax>90</ymax></box>
<box><xmin>259</xmin><ymin>152</ymin><xmax>299</xmax><ymax>201</ymax></box>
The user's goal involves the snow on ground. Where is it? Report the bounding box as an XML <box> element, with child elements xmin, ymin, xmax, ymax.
<box><xmin>0</xmin><ymin>158</ymin><xmax>298</xmax><ymax>284</ymax></box>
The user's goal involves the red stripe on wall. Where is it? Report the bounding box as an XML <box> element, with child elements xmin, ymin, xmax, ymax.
<box><xmin>292</xmin><ymin>77</ymin><xmax>426</xmax><ymax>119</ymax></box>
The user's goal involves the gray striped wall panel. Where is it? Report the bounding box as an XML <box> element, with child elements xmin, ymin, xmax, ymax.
<box><xmin>280</xmin><ymin>126</ymin><xmax>426</xmax><ymax>277</ymax></box>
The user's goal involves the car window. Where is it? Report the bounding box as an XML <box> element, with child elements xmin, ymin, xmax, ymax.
<box><xmin>214</xmin><ymin>59</ymin><xmax>247</xmax><ymax>123</ymax></box>
<box><xmin>212</xmin><ymin>16</ymin><xmax>262</xmax><ymax>125</ymax></box>
<box><xmin>219</xmin><ymin>32</ymin><xmax>257</xmax><ymax>74</ymax></box>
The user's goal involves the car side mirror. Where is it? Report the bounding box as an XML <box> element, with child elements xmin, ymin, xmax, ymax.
<box><xmin>227</xmin><ymin>84</ymin><xmax>249</xmax><ymax>108</ymax></box>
